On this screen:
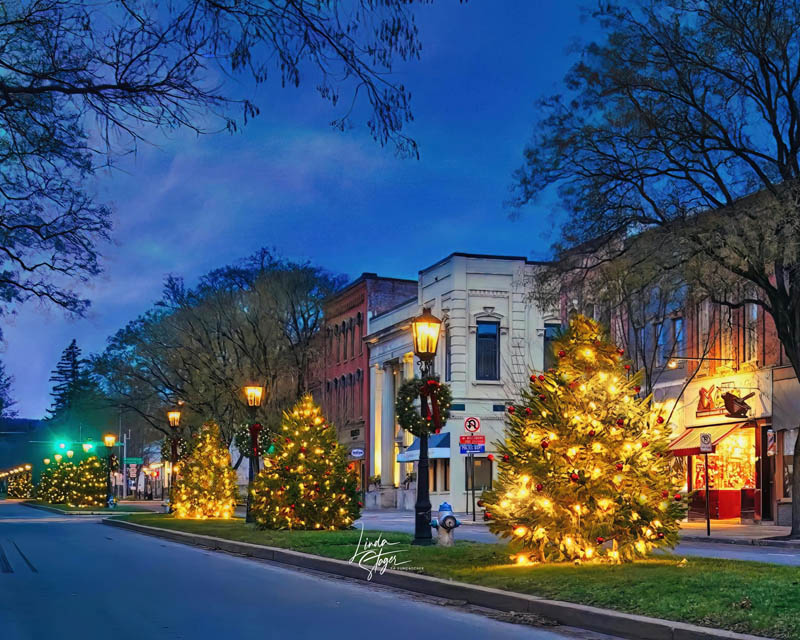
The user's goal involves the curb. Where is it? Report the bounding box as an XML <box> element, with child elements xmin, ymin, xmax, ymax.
<box><xmin>21</xmin><ymin>502</ymin><xmax>144</xmax><ymax>517</ymax></box>
<box><xmin>103</xmin><ymin>518</ymin><xmax>771</xmax><ymax>640</ymax></box>
<box><xmin>681</xmin><ymin>535</ymin><xmax>800</xmax><ymax>549</ymax></box>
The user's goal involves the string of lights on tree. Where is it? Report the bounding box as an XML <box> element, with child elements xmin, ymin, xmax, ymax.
<box><xmin>1</xmin><ymin>465</ymin><xmax>33</xmax><ymax>498</ymax></box>
<box><xmin>250</xmin><ymin>394</ymin><xmax>361</xmax><ymax>530</ymax></box>
<box><xmin>171</xmin><ymin>421</ymin><xmax>238</xmax><ymax>519</ymax></box>
<box><xmin>33</xmin><ymin>456</ymin><xmax>106</xmax><ymax>507</ymax></box>
<box><xmin>481</xmin><ymin>315</ymin><xmax>686</xmax><ymax>564</ymax></box>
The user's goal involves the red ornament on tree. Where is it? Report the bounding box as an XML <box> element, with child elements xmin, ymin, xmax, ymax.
<box><xmin>617</xmin><ymin>348</ymin><xmax>624</xmax><ymax>355</ymax></box>
<box><xmin>624</xmin><ymin>364</ymin><xmax>631</xmax><ymax>370</ymax></box>
<box><xmin>616</xmin><ymin>418</ymin><xmax>625</xmax><ymax>426</ymax></box>
<box><xmin>588</xmin><ymin>429</ymin><xmax>596</xmax><ymax>437</ymax></box>
<box><xmin>615</xmin><ymin>463</ymin><xmax>624</xmax><ymax>471</ymax></box>
<box><xmin>484</xmin><ymin>512</ymin><xmax>492</xmax><ymax>520</ymax></box>
<box><xmin>662</xmin><ymin>489</ymin><xmax>669</xmax><ymax>498</ymax></box>
<box><xmin>525</xmin><ymin>407</ymin><xmax>533</xmax><ymax>415</ymax></box>
<box><xmin>530</xmin><ymin>374</ymin><xmax>537</xmax><ymax>382</ymax></box>
<box><xmin>642</xmin><ymin>441</ymin><xmax>649</xmax><ymax>448</ymax></box>
<box><xmin>536</xmin><ymin>483</ymin><xmax>543</xmax><ymax>492</ymax></box>
<box><xmin>674</xmin><ymin>493</ymin><xmax>682</xmax><ymax>501</ymax></box>
<box><xmin>538</xmin><ymin>374</ymin><xmax>545</xmax><ymax>381</ymax></box>
<box><xmin>596</xmin><ymin>536</ymin><xmax>605</xmax><ymax>544</ymax></box>
<box><xmin>657</xmin><ymin>416</ymin><xmax>665</xmax><ymax>424</ymax></box>
<box><xmin>507</xmin><ymin>406</ymin><xmax>515</xmax><ymax>414</ymax></box>
<box><xmin>541</xmin><ymin>440</ymin><xmax>550</xmax><ymax>449</ymax></box>
<box><xmin>657</xmin><ymin>532</ymin><xmax>665</xmax><ymax>539</ymax></box>
<box><xmin>634</xmin><ymin>386</ymin><xmax>641</xmax><ymax>393</ymax></box>
<box><xmin>503</xmin><ymin>454</ymin><xmax>510</xmax><ymax>462</ymax></box>
<box><xmin>558</xmin><ymin>350</ymin><xmax>566</xmax><ymax>358</ymax></box>
<box><xmin>570</xmin><ymin>472</ymin><xmax>579</xmax><ymax>482</ymax></box>
<box><xmin>539</xmin><ymin>394</ymin><xmax>546</xmax><ymax>400</ymax></box>
<box><xmin>487</xmin><ymin>454</ymin><xmax>495</xmax><ymax>461</ymax></box>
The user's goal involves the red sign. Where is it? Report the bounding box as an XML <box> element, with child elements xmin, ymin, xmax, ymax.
<box><xmin>460</xmin><ymin>435</ymin><xmax>485</xmax><ymax>445</ymax></box>
<box><xmin>464</xmin><ymin>416</ymin><xmax>481</xmax><ymax>433</ymax></box>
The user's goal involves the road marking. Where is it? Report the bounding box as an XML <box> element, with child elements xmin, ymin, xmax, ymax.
<box><xmin>9</xmin><ymin>540</ymin><xmax>37</xmax><ymax>573</ymax></box>
<box><xmin>0</xmin><ymin>542</ymin><xmax>13</xmax><ymax>573</ymax></box>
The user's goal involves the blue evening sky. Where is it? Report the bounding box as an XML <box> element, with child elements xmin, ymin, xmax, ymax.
<box><xmin>7</xmin><ymin>1</ymin><xmax>595</xmax><ymax>418</ymax></box>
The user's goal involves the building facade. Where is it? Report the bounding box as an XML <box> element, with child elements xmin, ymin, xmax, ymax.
<box><xmin>365</xmin><ymin>253</ymin><xmax>557</xmax><ymax>511</ymax></box>
<box><xmin>311</xmin><ymin>273</ymin><xmax>417</xmax><ymax>490</ymax></box>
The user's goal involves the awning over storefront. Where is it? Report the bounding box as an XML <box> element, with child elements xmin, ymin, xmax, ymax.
<box><xmin>397</xmin><ymin>433</ymin><xmax>451</xmax><ymax>462</ymax></box>
<box><xmin>668</xmin><ymin>423</ymin><xmax>743</xmax><ymax>456</ymax></box>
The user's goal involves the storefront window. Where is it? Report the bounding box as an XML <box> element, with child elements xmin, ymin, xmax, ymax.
<box><xmin>465</xmin><ymin>457</ymin><xmax>493</xmax><ymax>491</ymax></box>
<box><xmin>783</xmin><ymin>429</ymin><xmax>797</xmax><ymax>499</ymax></box>
<box><xmin>692</xmin><ymin>428</ymin><xmax>756</xmax><ymax>490</ymax></box>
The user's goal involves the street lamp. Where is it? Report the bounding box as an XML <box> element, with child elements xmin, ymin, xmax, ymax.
<box><xmin>104</xmin><ymin>434</ymin><xmax>117</xmax><ymax>506</ymax></box>
<box><xmin>243</xmin><ymin>384</ymin><xmax>266</xmax><ymax>524</ymax></box>
<box><xmin>82</xmin><ymin>443</ymin><xmax>93</xmax><ymax>453</ymax></box>
<box><xmin>43</xmin><ymin>458</ymin><xmax>50</xmax><ymax>466</ymax></box>
<box><xmin>410</xmin><ymin>307</ymin><xmax>443</xmax><ymax>546</ymax></box>
<box><xmin>167</xmin><ymin>409</ymin><xmax>181</xmax><ymax>511</ymax></box>
<box><xmin>54</xmin><ymin>454</ymin><xmax>63</xmax><ymax>463</ymax></box>
<box><xmin>66</xmin><ymin>450</ymin><xmax>74</xmax><ymax>459</ymax></box>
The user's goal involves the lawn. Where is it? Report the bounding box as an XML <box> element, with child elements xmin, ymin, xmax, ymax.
<box><xmin>118</xmin><ymin>513</ymin><xmax>800</xmax><ymax>639</ymax></box>
<box><xmin>28</xmin><ymin>500</ymin><xmax>151</xmax><ymax>513</ymax></box>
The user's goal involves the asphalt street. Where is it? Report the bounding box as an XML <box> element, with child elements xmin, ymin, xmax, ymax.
<box><xmin>0</xmin><ymin>501</ymin><xmax>614</xmax><ymax>640</ymax></box>
<box><xmin>355</xmin><ymin>510</ymin><xmax>800</xmax><ymax>566</ymax></box>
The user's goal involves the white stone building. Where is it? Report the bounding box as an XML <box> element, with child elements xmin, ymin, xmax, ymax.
<box><xmin>364</xmin><ymin>253</ymin><xmax>557</xmax><ymax>512</ymax></box>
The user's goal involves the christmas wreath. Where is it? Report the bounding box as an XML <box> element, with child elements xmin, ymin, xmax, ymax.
<box><xmin>396</xmin><ymin>376</ymin><xmax>452</xmax><ymax>437</ymax></box>
<box><xmin>160</xmin><ymin>435</ymin><xmax>190</xmax><ymax>463</ymax></box>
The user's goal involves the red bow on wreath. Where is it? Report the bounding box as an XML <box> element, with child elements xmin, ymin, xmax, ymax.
<box><xmin>419</xmin><ymin>380</ymin><xmax>443</xmax><ymax>432</ymax></box>
<box><xmin>249</xmin><ymin>422</ymin><xmax>263</xmax><ymax>457</ymax></box>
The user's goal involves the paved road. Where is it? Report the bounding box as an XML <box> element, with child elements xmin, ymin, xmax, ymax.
<box><xmin>356</xmin><ymin>510</ymin><xmax>800</xmax><ymax>566</ymax></box>
<box><xmin>0</xmin><ymin>501</ymin><xmax>613</xmax><ymax>640</ymax></box>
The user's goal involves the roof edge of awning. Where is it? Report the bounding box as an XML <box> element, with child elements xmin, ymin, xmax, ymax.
<box><xmin>668</xmin><ymin>421</ymin><xmax>745</xmax><ymax>457</ymax></box>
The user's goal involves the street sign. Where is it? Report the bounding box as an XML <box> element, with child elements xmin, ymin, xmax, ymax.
<box><xmin>127</xmin><ymin>464</ymin><xmax>137</xmax><ymax>478</ymax></box>
<box><xmin>699</xmin><ymin>433</ymin><xmax>712</xmax><ymax>454</ymax></box>
<box><xmin>459</xmin><ymin>435</ymin><xmax>485</xmax><ymax>445</ymax></box>
<box><xmin>460</xmin><ymin>444</ymin><xmax>485</xmax><ymax>454</ymax></box>
<box><xmin>350</xmin><ymin>448</ymin><xmax>364</xmax><ymax>459</ymax></box>
<box><xmin>124</xmin><ymin>457</ymin><xmax>143</xmax><ymax>464</ymax></box>
<box><xmin>464</xmin><ymin>417</ymin><xmax>481</xmax><ymax>433</ymax></box>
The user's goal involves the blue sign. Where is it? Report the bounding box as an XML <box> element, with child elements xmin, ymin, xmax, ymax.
<box><xmin>459</xmin><ymin>444</ymin><xmax>485</xmax><ymax>455</ymax></box>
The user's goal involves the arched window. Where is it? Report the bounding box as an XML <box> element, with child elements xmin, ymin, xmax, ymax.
<box><xmin>334</xmin><ymin>325</ymin><xmax>341</xmax><ymax>363</ymax></box>
<box><xmin>340</xmin><ymin>375</ymin><xmax>347</xmax><ymax>421</ymax></box>
<box><xmin>341</xmin><ymin>321</ymin><xmax>348</xmax><ymax>360</ymax></box>
<box><xmin>333</xmin><ymin>378</ymin><xmax>339</xmax><ymax>420</ymax></box>
<box><xmin>356</xmin><ymin>369</ymin><xmax>363</xmax><ymax>418</ymax></box>
<box><xmin>356</xmin><ymin>312</ymin><xmax>363</xmax><ymax>355</ymax></box>
<box><xmin>349</xmin><ymin>318</ymin><xmax>355</xmax><ymax>359</ymax></box>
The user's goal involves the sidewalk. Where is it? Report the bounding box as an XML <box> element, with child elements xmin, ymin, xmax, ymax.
<box><xmin>680</xmin><ymin>519</ymin><xmax>799</xmax><ymax>547</ymax></box>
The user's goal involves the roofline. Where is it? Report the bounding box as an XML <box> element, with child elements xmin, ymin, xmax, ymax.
<box><xmin>419</xmin><ymin>252</ymin><xmax>551</xmax><ymax>275</ymax></box>
<box><xmin>328</xmin><ymin>272</ymin><xmax>417</xmax><ymax>301</ymax></box>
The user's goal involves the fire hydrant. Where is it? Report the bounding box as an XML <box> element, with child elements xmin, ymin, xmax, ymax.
<box><xmin>431</xmin><ymin>501</ymin><xmax>460</xmax><ymax>547</ymax></box>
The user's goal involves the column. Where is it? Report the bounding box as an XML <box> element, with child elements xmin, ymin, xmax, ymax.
<box><xmin>370</xmin><ymin>365</ymin><xmax>382</xmax><ymax>477</ymax></box>
<box><xmin>380</xmin><ymin>364</ymin><xmax>396</xmax><ymax>486</ymax></box>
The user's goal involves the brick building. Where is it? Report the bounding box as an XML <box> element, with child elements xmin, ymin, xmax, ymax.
<box><xmin>311</xmin><ymin>273</ymin><xmax>417</xmax><ymax>489</ymax></box>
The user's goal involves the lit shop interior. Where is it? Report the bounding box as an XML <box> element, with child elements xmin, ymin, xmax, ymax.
<box><xmin>670</xmin><ymin>425</ymin><xmax>759</xmax><ymax>520</ymax></box>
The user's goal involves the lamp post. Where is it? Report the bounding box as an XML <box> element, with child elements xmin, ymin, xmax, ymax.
<box><xmin>167</xmin><ymin>409</ymin><xmax>181</xmax><ymax>511</ymax></box>
<box><xmin>243</xmin><ymin>384</ymin><xmax>265</xmax><ymax>524</ymax></box>
<box><xmin>104</xmin><ymin>434</ymin><xmax>116</xmax><ymax>505</ymax></box>
<box><xmin>410</xmin><ymin>307</ymin><xmax>443</xmax><ymax>546</ymax></box>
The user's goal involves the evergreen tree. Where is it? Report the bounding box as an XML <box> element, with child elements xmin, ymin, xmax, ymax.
<box><xmin>482</xmin><ymin>315</ymin><xmax>685</xmax><ymax>564</ymax></box>
<box><xmin>251</xmin><ymin>394</ymin><xmax>360</xmax><ymax>530</ymax></box>
<box><xmin>172</xmin><ymin>421</ymin><xmax>238</xmax><ymax>519</ymax></box>
<box><xmin>65</xmin><ymin>456</ymin><xmax>106</xmax><ymax>507</ymax></box>
<box><xmin>47</xmin><ymin>339</ymin><xmax>91</xmax><ymax>419</ymax></box>
<box><xmin>0</xmin><ymin>360</ymin><xmax>16</xmax><ymax>418</ymax></box>
<box><xmin>8</xmin><ymin>472</ymin><xmax>32</xmax><ymax>498</ymax></box>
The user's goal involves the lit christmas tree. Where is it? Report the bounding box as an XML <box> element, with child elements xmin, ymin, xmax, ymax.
<box><xmin>36</xmin><ymin>460</ymin><xmax>75</xmax><ymax>504</ymax></box>
<box><xmin>482</xmin><ymin>315</ymin><xmax>686</xmax><ymax>564</ymax></box>
<box><xmin>251</xmin><ymin>394</ymin><xmax>361</xmax><ymax>530</ymax></box>
<box><xmin>172</xmin><ymin>421</ymin><xmax>238</xmax><ymax>519</ymax></box>
<box><xmin>65</xmin><ymin>456</ymin><xmax>106</xmax><ymax>507</ymax></box>
<box><xmin>8</xmin><ymin>471</ymin><xmax>33</xmax><ymax>498</ymax></box>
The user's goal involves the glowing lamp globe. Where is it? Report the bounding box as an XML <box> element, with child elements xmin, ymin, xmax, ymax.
<box><xmin>54</xmin><ymin>454</ymin><xmax>63</xmax><ymax>463</ymax></box>
<box><xmin>411</xmin><ymin>307</ymin><xmax>442</xmax><ymax>362</ymax></box>
<box><xmin>168</xmin><ymin>410</ymin><xmax>181</xmax><ymax>428</ymax></box>
<box><xmin>24</xmin><ymin>464</ymin><xmax>31</xmax><ymax>471</ymax></box>
<box><xmin>66</xmin><ymin>450</ymin><xmax>74</xmax><ymax>459</ymax></box>
<box><xmin>43</xmin><ymin>458</ymin><xmax>51</xmax><ymax>465</ymax></box>
<box><xmin>104</xmin><ymin>434</ymin><xmax>117</xmax><ymax>448</ymax></box>
<box><xmin>82</xmin><ymin>443</ymin><xmax>93</xmax><ymax>453</ymax></box>
<box><xmin>244</xmin><ymin>385</ymin><xmax>265</xmax><ymax>408</ymax></box>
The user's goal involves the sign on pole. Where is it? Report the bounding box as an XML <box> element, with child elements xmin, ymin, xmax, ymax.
<box><xmin>459</xmin><ymin>435</ymin><xmax>485</xmax><ymax>445</ymax></box>
<box><xmin>459</xmin><ymin>444</ymin><xmax>485</xmax><ymax>454</ymax></box>
<box><xmin>464</xmin><ymin>417</ymin><xmax>481</xmax><ymax>433</ymax></box>
<box><xmin>699</xmin><ymin>433</ymin><xmax>712</xmax><ymax>454</ymax></box>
